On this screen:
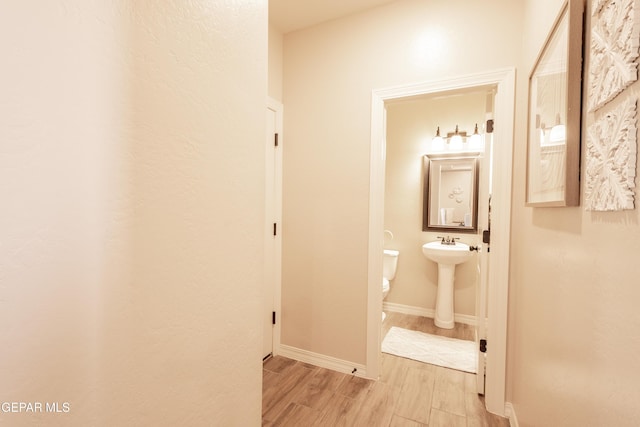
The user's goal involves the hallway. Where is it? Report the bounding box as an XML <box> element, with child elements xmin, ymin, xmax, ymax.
<box><xmin>263</xmin><ymin>313</ymin><xmax>508</xmax><ymax>426</ymax></box>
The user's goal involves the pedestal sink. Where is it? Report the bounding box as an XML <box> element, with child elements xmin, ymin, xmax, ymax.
<box><xmin>422</xmin><ymin>241</ymin><xmax>474</xmax><ymax>329</ymax></box>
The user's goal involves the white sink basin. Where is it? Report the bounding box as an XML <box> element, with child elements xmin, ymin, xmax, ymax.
<box><xmin>422</xmin><ymin>241</ymin><xmax>473</xmax><ymax>265</ymax></box>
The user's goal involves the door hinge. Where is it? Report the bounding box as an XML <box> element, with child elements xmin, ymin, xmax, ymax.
<box><xmin>480</xmin><ymin>339</ymin><xmax>487</xmax><ymax>353</ymax></box>
<box><xmin>272</xmin><ymin>311</ymin><xmax>276</xmax><ymax>325</ymax></box>
<box><xmin>273</xmin><ymin>223</ymin><xmax>277</xmax><ymax>236</ymax></box>
<box><xmin>486</xmin><ymin>119</ymin><xmax>494</xmax><ymax>133</ymax></box>
<box><xmin>274</xmin><ymin>133</ymin><xmax>279</xmax><ymax>147</ymax></box>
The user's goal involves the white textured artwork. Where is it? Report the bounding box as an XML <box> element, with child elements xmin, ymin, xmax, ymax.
<box><xmin>585</xmin><ymin>99</ymin><xmax>637</xmax><ymax>211</ymax></box>
<box><xmin>591</xmin><ymin>0</ymin><xmax>609</xmax><ymax>15</ymax></box>
<box><xmin>588</xmin><ymin>0</ymin><xmax>640</xmax><ymax>112</ymax></box>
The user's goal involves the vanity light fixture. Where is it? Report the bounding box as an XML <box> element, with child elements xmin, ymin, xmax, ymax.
<box><xmin>430</xmin><ymin>124</ymin><xmax>484</xmax><ymax>153</ymax></box>
<box><xmin>431</xmin><ymin>126</ymin><xmax>445</xmax><ymax>151</ymax></box>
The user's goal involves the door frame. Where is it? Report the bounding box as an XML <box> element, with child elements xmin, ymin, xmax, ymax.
<box><xmin>367</xmin><ymin>68</ymin><xmax>514</xmax><ymax>416</ymax></box>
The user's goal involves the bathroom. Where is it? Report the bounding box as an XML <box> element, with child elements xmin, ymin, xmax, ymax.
<box><xmin>381</xmin><ymin>88</ymin><xmax>493</xmax><ymax>357</ymax></box>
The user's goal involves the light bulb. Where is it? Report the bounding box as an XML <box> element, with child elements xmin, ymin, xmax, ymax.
<box><xmin>449</xmin><ymin>134</ymin><xmax>463</xmax><ymax>150</ymax></box>
<box><xmin>468</xmin><ymin>123</ymin><xmax>483</xmax><ymax>150</ymax></box>
<box><xmin>431</xmin><ymin>126</ymin><xmax>445</xmax><ymax>151</ymax></box>
<box><xmin>549</xmin><ymin>124</ymin><xmax>566</xmax><ymax>143</ymax></box>
<box><xmin>449</xmin><ymin>125</ymin><xmax>463</xmax><ymax>150</ymax></box>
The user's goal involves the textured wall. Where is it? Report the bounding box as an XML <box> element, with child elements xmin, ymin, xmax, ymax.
<box><xmin>281</xmin><ymin>0</ymin><xmax>523</xmax><ymax>366</ymax></box>
<box><xmin>507</xmin><ymin>0</ymin><xmax>640</xmax><ymax>425</ymax></box>
<box><xmin>0</xmin><ymin>1</ymin><xmax>266</xmax><ymax>425</ymax></box>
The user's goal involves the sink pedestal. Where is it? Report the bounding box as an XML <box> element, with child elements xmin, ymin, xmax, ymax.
<box><xmin>434</xmin><ymin>264</ymin><xmax>456</xmax><ymax>329</ymax></box>
<box><xmin>421</xmin><ymin>241</ymin><xmax>474</xmax><ymax>330</ymax></box>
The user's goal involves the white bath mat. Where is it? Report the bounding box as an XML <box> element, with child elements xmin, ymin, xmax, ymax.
<box><xmin>381</xmin><ymin>327</ymin><xmax>477</xmax><ymax>373</ymax></box>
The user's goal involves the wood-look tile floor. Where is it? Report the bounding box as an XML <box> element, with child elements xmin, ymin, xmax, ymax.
<box><xmin>263</xmin><ymin>312</ymin><xmax>509</xmax><ymax>426</ymax></box>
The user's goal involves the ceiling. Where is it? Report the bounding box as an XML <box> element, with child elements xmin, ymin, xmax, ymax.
<box><xmin>269</xmin><ymin>0</ymin><xmax>399</xmax><ymax>34</ymax></box>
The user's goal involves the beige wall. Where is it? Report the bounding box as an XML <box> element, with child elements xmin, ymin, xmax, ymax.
<box><xmin>508</xmin><ymin>0</ymin><xmax>640</xmax><ymax>425</ymax></box>
<box><xmin>0</xmin><ymin>1</ymin><xmax>266</xmax><ymax>426</ymax></box>
<box><xmin>269</xmin><ymin>24</ymin><xmax>284</xmax><ymax>102</ymax></box>
<box><xmin>384</xmin><ymin>94</ymin><xmax>487</xmax><ymax>317</ymax></box>
<box><xmin>281</xmin><ymin>0</ymin><xmax>523</xmax><ymax>365</ymax></box>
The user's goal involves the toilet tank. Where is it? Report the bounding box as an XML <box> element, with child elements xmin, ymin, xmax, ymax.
<box><xmin>383</xmin><ymin>249</ymin><xmax>399</xmax><ymax>280</ymax></box>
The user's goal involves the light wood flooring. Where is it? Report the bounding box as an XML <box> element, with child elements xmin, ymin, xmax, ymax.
<box><xmin>262</xmin><ymin>312</ymin><xmax>509</xmax><ymax>426</ymax></box>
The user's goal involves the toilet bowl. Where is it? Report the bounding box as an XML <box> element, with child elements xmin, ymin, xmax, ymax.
<box><xmin>382</xmin><ymin>278</ymin><xmax>390</xmax><ymax>299</ymax></box>
<box><xmin>383</xmin><ymin>249</ymin><xmax>399</xmax><ymax>299</ymax></box>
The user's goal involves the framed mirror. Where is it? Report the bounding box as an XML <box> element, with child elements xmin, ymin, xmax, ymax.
<box><xmin>423</xmin><ymin>154</ymin><xmax>479</xmax><ymax>233</ymax></box>
<box><xmin>526</xmin><ymin>0</ymin><xmax>584</xmax><ymax>206</ymax></box>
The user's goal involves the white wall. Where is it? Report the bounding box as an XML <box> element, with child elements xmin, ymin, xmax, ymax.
<box><xmin>0</xmin><ymin>1</ymin><xmax>266</xmax><ymax>425</ymax></box>
<box><xmin>384</xmin><ymin>94</ymin><xmax>487</xmax><ymax>318</ymax></box>
<box><xmin>281</xmin><ymin>0</ymin><xmax>523</xmax><ymax>366</ymax></box>
<box><xmin>508</xmin><ymin>0</ymin><xmax>640</xmax><ymax>425</ymax></box>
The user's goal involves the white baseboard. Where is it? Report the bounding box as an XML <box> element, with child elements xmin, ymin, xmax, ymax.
<box><xmin>505</xmin><ymin>402</ymin><xmax>519</xmax><ymax>427</ymax></box>
<box><xmin>382</xmin><ymin>301</ymin><xmax>477</xmax><ymax>326</ymax></box>
<box><xmin>277</xmin><ymin>344</ymin><xmax>369</xmax><ymax>379</ymax></box>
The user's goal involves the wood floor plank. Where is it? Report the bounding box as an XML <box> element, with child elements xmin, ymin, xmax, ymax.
<box><xmin>294</xmin><ymin>383</ymin><xmax>334</xmax><ymax>413</ymax></box>
<box><xmin>414</xmin><ymin>315</ymin><xmax>439</xmax><ymax>335</ymax></box>
<box><xmin>336</xmin><ymin>375</ymin><xmax>373</xmax><ymax>401</ymax></box>
<box><xmin>464</xmin><ymin>370</ymin><xmax>478</xmax><ymax>393</ymax></box>
<box><xmin>263</xmin><ymin>355</ymin><xmax>296</xmax><ymax>374</ymax></box>
<box><xmin>429</xmin><ymin>407</ymin><xmax>466</xmax><ymax>427</ymax></box>
<box><xmin>293</xmin><ymin>369</ymin><xmax>346</xmax><ymax>412</ymax></box>
<box><xmin>379</xmin><ymin>353</ymin><xmax>409</xmax><ymax>388</ymax></box>
<box><xmin>465</xmin><ymin>392</ymin><xmax>491</xmax><ymax>427</ymax></box>
<box><xmin>314</xmin><ymin>394</ymin><xmax>360</xmax><ymax>427</ymax></box>
<box><xmin>311</xmin><ymin>367</ymin><xmax>349</xmax><ymax>392</ymax></box>
<box><xmin>262</xmin><ymin>362</ymin><xmax>316</xmax><ymax>421</ymax></box>
<box><xmin>431</xmin><ymin>366</ymin><xmax>467</xmax><ymax>417</ymax></box>
<box><xmin>394</xmin><ymin>366</ymin><xmax>434</xmax><ymax>424</ymax></box>
<box><xmin>272</xmin><ymin>402</ymin><xmax>321</xmax><ymax>427</ymax></box>
<box><xmin>262</xmin><ymin>369</ymin><xmax>279</xmax><ymax>393</ymax></box>
<box><xmin>465</xmin><ymin>392</ymin><xmax>510</xmax><ymax>427</ymax></box>
<box><xmin>351</xmin><ymin>381</ymin><xmax>399</xmax><ymax>426</ymax></box>
<box><xmin>389</xmin><ymin>414</ymin><xmax>428</xmax><ymax>427</ymax></box>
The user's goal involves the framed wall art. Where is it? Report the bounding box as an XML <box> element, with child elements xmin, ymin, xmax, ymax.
<box><xmin>588</xmin><ymin>0</ymin><xmax>640</xmax><ymax>112</ymax></box>
<box><xmin>526</xmin><ymin>0</ymin><xmax>585</xmax><ymax>207</ymax></box>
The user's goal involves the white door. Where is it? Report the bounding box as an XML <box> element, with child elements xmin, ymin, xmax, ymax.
<box><xmin>263</xmin><ymin>100</ymin><xmax>282</xmax><ymax>360</ymax></box>
<box><xmin>475</xmin><ymin>116</ymin><xmax>493</xmax><ymax>394</ymax></box>
<box><xmin>475</xmin><ymin>242</ymin><xmax>489</xmax><ymax>394</ymax></box>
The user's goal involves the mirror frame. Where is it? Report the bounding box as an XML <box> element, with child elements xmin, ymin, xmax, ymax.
<box><xmin>422</xmin><ymin>154</ymin><xmax>480</xmax><ymax>233</ymax></box>
<box><xmin>525</xmin><ymin>0</ymin><xmax>584</xmax><ymax>207</ymax></box>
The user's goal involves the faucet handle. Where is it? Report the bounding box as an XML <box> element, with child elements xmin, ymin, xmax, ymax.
<box><xmin>437</xmin><ymin>236</ymin><xmax>446</xmax><ymax>244</ymax></box>
<box><xmin>451</xmin><ymin>237</ymin><xmax>460</xmax><ymax>244</ymax></box>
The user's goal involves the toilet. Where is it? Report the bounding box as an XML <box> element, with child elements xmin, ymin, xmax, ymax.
<box><xmin>383</xmin><ymin>249</ymin><xmax>399</xmax><ymax>299</ymax></box>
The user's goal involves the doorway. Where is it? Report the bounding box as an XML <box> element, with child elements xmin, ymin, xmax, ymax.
<box><xmin>367</xmin><ymin>69</ymin><xmax>515</xmax><ymax>416</ymax></box>
<box><xmin>382</xmin><ymin>88</ymin><xmax>492</xmax><ymax>392</ymax></box>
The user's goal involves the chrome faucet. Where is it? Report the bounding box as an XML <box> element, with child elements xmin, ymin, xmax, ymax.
<box><xmin>437</xmin><ymin>236</ymin><xmax>459</xmax><ymax>245</ymax></box>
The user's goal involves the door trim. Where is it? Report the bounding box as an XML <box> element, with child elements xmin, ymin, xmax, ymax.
<box><xmin>367</xmin><ymin>68</ymin><xmax>515</xmax><ymax>415</ymax></box>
